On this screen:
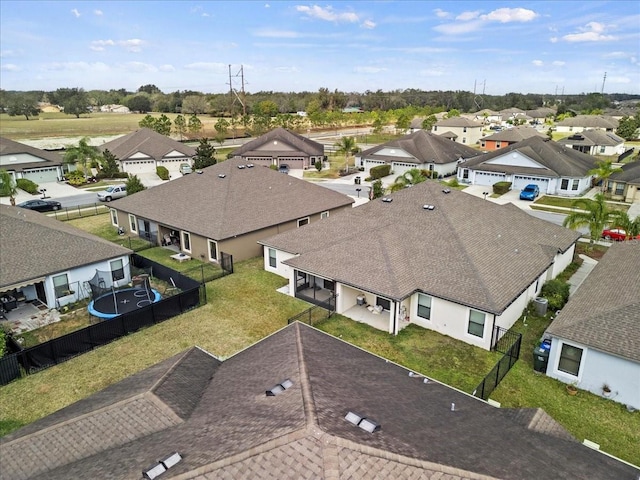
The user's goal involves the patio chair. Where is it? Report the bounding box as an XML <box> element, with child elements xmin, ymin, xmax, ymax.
<box><xmin>163</xmin><ymin>233</ymin><xmax>173</xmax><ymax>246</ymax></box>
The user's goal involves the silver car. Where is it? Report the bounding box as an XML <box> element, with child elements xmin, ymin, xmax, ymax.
<box><xmin>97</xmin><ymin>184</ymin><xmax>127</xmax><ymax>202</ymax></box>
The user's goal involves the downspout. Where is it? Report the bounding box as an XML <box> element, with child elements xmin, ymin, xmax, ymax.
<box><xmin>392</xmin><ymin>301</ymin><xmax>399</xmax><ymax>335</ymax></box>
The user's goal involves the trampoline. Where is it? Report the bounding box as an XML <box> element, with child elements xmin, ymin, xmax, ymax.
<box><xmin>88</xmin><ymin>287</ymin><xmax>161</xmax><ymax>319</ymax></box>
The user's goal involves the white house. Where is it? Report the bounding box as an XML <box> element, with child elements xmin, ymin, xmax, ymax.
<box><xmin>554</xmin><ymin>115</ymin><xmax>618</xmax><ymax>133</ymax></box>
<box><xmin>556</xmin><ymin>129</ymin><xmax>626</xmax><ymax>156</ymax></box>
<box><xmin>0</xmin><ymin>137</ymin><xmax>65</xmax><ymax>183</ymax></box>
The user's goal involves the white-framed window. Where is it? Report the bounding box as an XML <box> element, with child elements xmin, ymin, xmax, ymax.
<box><xmin>615</xmin><ymin>183</ymin><xmax>624</xmax><ymax>196</ymax></box>
<box><xmin>561</xmin><ymin>179</ymin><xmax>569</xmax><ymax>190</ymax></box>
<box><xmin>128</xmin><ymin>214</ymin><xmax>137</xmax><ymax>233</ymax></box>
<box><xmin>320</xmin><ymin>211</ymin><xmax>329</xmax><ymax>219</ymax></box>
<box><xmin>182</xmin><ymin>231</ymin><xmax>192</xmax><ymax>253</ymax></box>
<box><xmin>208</xmin><ymin>239</ymin><xmax>218</xmax><ymax>261</ymax></box>
<box><xmin>110</xmin><ymin>259</ymin><xmax>125</xmax><ymax>281</ymax></box>
<box><xmin>571</xmin><ymin>179</ymin><xmax>579</xmax><ymax>191</ymax></box>
<box><xmin>268</xmin><ymin>248</ymin><xmax>277</xmax><ymax>268</ymax></box>
<box><xmin>558</xmin><ymin>343</ymin><xmax>583</xmax><ymax>376</ymax></box>
<box><xmin>110</xmin><ymin>209</ymin><xmax>118</xmax><ymax>226</ymax></box>
<box><xmin>467</xmin><ymin>309</ymin><xmax>486</xmax><ymax>337</ymax></box>
<box><xmin>417</xmin><ymin>294</ymin><xmax>431</xmax><ymax>320</ymax></box>
<box><xmin>495</xmin><ymin>141</ymin><xmax>501</xmax><ymax>148</ymax></box>
<box><xmin>53</xmin><ymin>273</ymin><xmax>70</xmax><ymax>298</ymax></box>
<box><xmin>298</xmin><ymin>217</ymin><xmax>310</xmax><ymax>227</ymax></box>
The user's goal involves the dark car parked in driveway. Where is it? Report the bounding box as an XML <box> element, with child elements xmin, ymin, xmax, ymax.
<box><xmin>17</xmin><ymin>199</ymin><xmax>62</xmax><ymax>212</ymax></box>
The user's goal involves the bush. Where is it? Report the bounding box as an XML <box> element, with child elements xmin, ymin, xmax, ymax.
<box><xmin>269</xmin><ymin>164</ymin><xmax>278</xmax><ymax>170</ymax></box>
<box><xmin>369</xmin><ymin>164</ymin><xmax>391</xmax><ymax>180</ymax></box>
<box><xmin>314</xmin><ymin>160</ymin><xmax>323</xmax><ymax>172</ymax></box>
<box><xmin>156</xmin><ymin>166</ymin><xmax>170</xmax><ymax>180</ymax></box>
<box><xmin>65</xmin><ymin>170</ymin><xmax>86</xmax><ymax>186</ymax></box>
<box><xmin>493</xmin><ymin>181</ymin><xmax>512</xmax><ymax>195</ymax></box>
<box><xmin>16</xmin><ymin>178</ymin><xmax>39</xmax><ymax>194</ymax></box>
<box><xmin>448</xmin><ymin>178</ymin><xmax>460</xmax><ymax>187</ymax></box>
<box><xmin>541</xmin><ymin>279</ymin><xmax>570</xmax><ymax>311</ymax></box>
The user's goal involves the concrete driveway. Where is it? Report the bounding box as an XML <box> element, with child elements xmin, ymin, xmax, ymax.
<box><xmin>461</xmin><ymin>184</ymin><xmax>534</xmax><ymax>209</ymax></box>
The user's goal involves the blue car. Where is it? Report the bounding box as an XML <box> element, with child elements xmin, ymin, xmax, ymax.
<box><xmin>519</xmin><ymin>184</ymin><xmax>540</xmax><ymax>200</ymax></box>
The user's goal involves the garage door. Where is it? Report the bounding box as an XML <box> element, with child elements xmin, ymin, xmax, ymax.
<box><xmin>279</xmin><ymin>158</ymin><xmax>304</xmax><ymax>170</ymax></box>
<box><xmin>159</xmin><ymin>158</ymin><xmax>185</xmax><ymax>175</ymax></box>
<box><xmin>513</xmin><ymin>175</ymin><xmax>550</xmax><ymax>192</ymax></box>
<box><xmin>23</xmin><ymin>167</ymin><xmax>60</xmax><ymax>183</ymax></box>
<box><xmin>123</xmin><ymin>160</ymin><xmax>156</xmax><ymax>174</ymax></box>
<box><xmin>473</xmin><ymin>171</ymin><xmax>506</xmax><ymax>186</ymax></box>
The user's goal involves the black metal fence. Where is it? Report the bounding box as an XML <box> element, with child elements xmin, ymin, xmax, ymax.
<box><xmin>0</xmin><ymin>254</ymin><xmax>202</xmax><ymax>386</ymax></box>
<box><xmin>288</xmin><ymin>293</ymin><xmax>337</xmax><ymax>326</ymax></box>
<box><xmin>49</xmin><ymin>203</ymin><xmax>110</xmax><ymax>221</ymax></box>
<box><xmin>473</xmin><ymin>326</ymin><xmax>522</xmax><ymax>401</ymax></box>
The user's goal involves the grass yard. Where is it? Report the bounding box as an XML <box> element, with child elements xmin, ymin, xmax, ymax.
<box><xmin>534</xmin><ymin>195</ymin><xmax>630</xmax><ymax>213</ymax></box>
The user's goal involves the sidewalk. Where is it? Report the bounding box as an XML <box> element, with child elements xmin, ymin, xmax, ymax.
<box><xmin>568</xmin><ymin>254</ymin><xmax>598</xmax><ymax>296</ymax></box>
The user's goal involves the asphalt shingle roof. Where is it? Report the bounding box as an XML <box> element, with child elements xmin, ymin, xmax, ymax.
<box><xmin>0</xmin><ymin>205</ymin><xmax>132</xmax><ymax>289</ymax></box>
<box><xmin>434</xmin><ymin>117</ymin><xmax>483</xmax><ymax>128</ymax></box>
<box><xmin>557</xmin><ymin>129</ymin><xmax>624</xmax><ymax>147</ymax></box>
<box><xmin>462</xmin><ymin>136</ymin><xmax>598</xmax><ymax>177</ymax></box>
<box><xmin>482</xmin><ymin>125</ymin><xmax>545</xmax><ymax>143</ymax></box>
<box><xmin>110</xmin><ymin>158</ymin><xmax>353</xmax><ymax>241</ymax></box>
<box><xmin>261</xmin><ymin>181</ymin><xmax>579</xmax><ymax>313</ymax></box>
<box><xmin>610</xmin><ymin>160</ymin><xmax>640</xmax><ymax>185</ymax></box>
<box><xmin>1</xmin><ymin>323</ymin><xmax>634</xmax><ymax>479</ymax></box>
<box><xmin>232</xmin><ymin>127</ymin><xmax>324</xmax><ymax>157</ymax></box>
<box><xmin>97</xmin><ymin>128</ymin><xmax>196</xmax><ymax>161</ymax></box>
<box><xmin>546</xmin><ymin>242</ymin><xmax>640</xmax><ymax>362</ymax></box>
<box><xmin>555</xmin><ymin>115</ymin><xmax>619</xmax><ymax>129</ymax></box>
<box><xmin>0</xmin><ymin>137</ymin><xmax>63</xmax><ymax>170</ymax></box>
<box><xmin>359</xmin><ymin>130</ymin><xmax>481</xmax><ymax>164</ymax></box>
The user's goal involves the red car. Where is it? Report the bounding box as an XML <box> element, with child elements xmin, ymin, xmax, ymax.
<box><xmin>601</xmin><ymin>228</ymin><xmax>640</xmax><ymax>241</ymax></box>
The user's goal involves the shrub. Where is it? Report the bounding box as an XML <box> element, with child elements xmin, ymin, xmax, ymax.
<box><xmin>16</xmin><ymin>178</ymin><xmax>39</xmax><ymax>194</ymax></box>
<box><xmin>493</xmin><ymin>181</ymin><xmax>512</xmax><ymax>195</ymax></box>
<box><xmin>156</xmin><ymin>166</ymin><xmax>170</xmax><ymax>180</ymax></box>
<box><xmin>314</xmin><ymin>160</ymin><xmax>323</xmax><ymax>172</ymax></box>
<box><xmin>65</xmin><ymin>170</ymin><xmax>86</xmax><ymax>186</ymax></box>
<box><xmin>369</xmin><ymin>164</ymin><xmax>391</xmax><ymax>180</ymax></box>
<box><xmin>448</xmin><ymin>178</ymin><xmax>460</xmax><ymax>187</ymax></box>
<box><xmin>541</xmin><ymin>278</ymin><xmax>570</xmax><ymax>311</ymax></box>
<box><xmin>0</xmin><ymin>329</ymin><xmax>6</xmax><ymax>357</ymax></box>
<box><xmin>269</xmin><ymin>164</ymin><xmax>278</xmax><ymax>170</ymax></box>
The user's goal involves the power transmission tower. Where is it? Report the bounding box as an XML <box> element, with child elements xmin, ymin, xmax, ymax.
<box><xmin>601</xmin><ymin>72</ymin><xmax>607</xmax><ymax>94</ymax></box>
<box><xmin>227</xmin><ymin>64</ymin><xmax>247</xmax><ymax>116</ymax></box>
<box><xmin>473</xmin><ymin>79</ymin><xmax>485</xmax><ymax>111</ymax></box>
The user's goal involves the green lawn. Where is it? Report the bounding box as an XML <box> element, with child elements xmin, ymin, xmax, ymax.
<box><xmin>535</xmin><ymin>195</ymin><xmax>629</xmax><ymax>213</ymax></box>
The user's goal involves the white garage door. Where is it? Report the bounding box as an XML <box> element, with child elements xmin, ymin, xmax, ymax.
<box><xmin>513</xmin><ymin>176</ymin><xmax>550</xmax><ymax>192</ymax></box>
<box><xmin>123</xmin><ymin>160</ymin><xmax>156</xmax><ymax>174</ymax></box>
<box><xmin>159</xmin><ymin>158</ymin><xmax>186</xmax><ymax>175</ymax></box>
<box><xmin>473</xmin><ymin>171</ymin><xmax>506</xmax><ymax>186</ymax></box>
<box><xmin>23</xmin><ymin>167</ymin><xmax>60</xmax><ymax>183</ymax></box>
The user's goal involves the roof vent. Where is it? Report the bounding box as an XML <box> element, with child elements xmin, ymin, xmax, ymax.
<box><xmin>218</xmin><ymin>174</ymin><xmax>226</xmax><ymax>178</ymax></box>
<box><xmin>381</xmin><ymin>197</ymin><xmax>393</xmax><ymax>203</ymax></box>
<box><xmin>196</xmin><ymin>169</ymin><xmax>203</xmax><ymax>174</ymax></box>
<box><xmin>143</xmin><ymin>452</ymin><xmax>182</xmax><ymax>480</ymax></box>
<box><xmin>442</xmin><ymin>188</ymin><xmax>451</xmax><ymax>194</ymax></box>
<box><xmin>237</xmin><ymin>165</ymin><xmax>246</xmax><ymax>169</ymax></box>
<box><xmin>246</xmin><ymin>163</ymin><xmax>254</xmax><ymax>168</ymax></box>
<box><xmin>266</xmin><ymin>378</ymin><xmax>293</xmax><ymax>396</ymax></box>
<box><xmin>423</xmin><ymin>204</ymin><xmax>435</xmax><ymax>210</ymax></box>
<box><xmin>345</xmin><ymin>411</ymin><xmax>381</xmax><ymax>433</ymax></box>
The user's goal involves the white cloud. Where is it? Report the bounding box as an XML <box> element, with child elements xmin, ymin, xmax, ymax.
<box><xmin>254</xmin><ymin>28</ymin><xmax>300</xmax><ymax>38</ymax></box>
<box><xmin>184</xmin><ymin>62</ymin><xmax>228</xmax><ymax>72</ymax></box>
<box><xmin>295</xmin><ymin>5</ymin><xmax>359</xmax><ymax>23</ymax></box>
<box><xmin>361</xmin><ymin>20</ymin><xmax>376</xmax><ymax>29</ymax></box>
<box><xmin>94</xmin><ymin>9</ymin><xmax>103</xmax><ymax>16</ymax></box>
<box><xmin>1</xmin><ymin>63</ymin><xmax>21</xmax><ymax>72</ymax></box>
<box><xmin>71</xmin><ymin>8</ymin><xmax>80</xmax><ymax>18</ymax></box>
<box><xmin>562</xmin><ymin>22</ymin><xmax>615</xmax><ymax>42</ymax></box>
<box><xmin>550</xmin><ymin>36</ymin><xmax>558</xmax><ymax>43</ymax></box>
<box><xmin>354</xmin><ymin>66</ymin><xmax>387</xmax><ymax>74</ymax></box>
<box><xmin>202</xmin><ymin>12</ymin><xmax>210</xmax><ymax>17</ymax></box>
<box><xmin>532</xmin><ymin>60</ymin><xmax>544</xmax><ymax>67</ymax></box>
<box><xmin>265</xmin><ymin>3</ymin><xmax>270</xmax><ymax>7</ymax></box>
<box><xmin>434</xmin><ymin>9</ymin><xmax>450</xmax><ymax>19</ymax></box>
<box><xmin>119</xmin><ymin>39</ymin><xmax>144</xmax><ymax>52</ymax></box>
<box><xmin>552</xmin><ymin>60</ymin><xmax>565</xmax><ymax>66</ymax></box>
<box><xmin>90</xmin><ymin>39</ymin><xmax>115</xmax><ymax>51</ymax></box>
<box><xmin>434</xmin><ymin>20</ymin><xmax>482</xmax><ymax>35</ymax></box>
<box><xmin>456</xmin><ymin>11</ymin><xmax>480</xmax><ymax>21</ymax></box>
<box><xmin>123</xmin><ymin>61</ymin><xmax>157</xmax><ymax>72</ymax></box>
<box><xmin>159</xmin><ymin>64</ymin><xmax>175</xmax><ymax>72</ymax></box>
<box><xmin>480</xmin><ymin>8</ymin><xmax>537</xmax><ymax>23</ymax></box>
<box><xmin>44</xmin><ymin>61</ymin><xmax>109</xmax><ymax>72</ymax></box>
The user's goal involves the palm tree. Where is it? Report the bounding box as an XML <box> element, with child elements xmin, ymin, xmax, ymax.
<box><xmin>609</xmin><ymin>211</ymin><xmax>640</xmax><ymax>239</ymax></box>
<box><xmin>588</xmin><ymin>160</ymin><xmax>623</xmax><ymax>193</ymax></box>
<box><xmin>0</xmin><ymin>169</ymin><xmax>18</xmax><ymax>206</ymax></box>
<box><xmin>63</xmin><ymin>137</ymin><xmax>101</xmax><ymax>179</ymax></box>
<box><xmin>390</xmin><ymin>168</ymin><xmax>427</xmax><ymax>192</ymax></box>
<box><xmin>334</xmin><ymin>136</ymin><xmax>358</xmax><ymax>173</ymax></box>
<box><xmin>562</xmin><ymin>193</ymin><xmax>614</xmax><ymax>243</ymax></box>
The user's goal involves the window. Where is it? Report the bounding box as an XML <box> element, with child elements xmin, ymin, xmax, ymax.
<box><xmin>268</xmin><ymin>248</ymin><xmax>277</xmax><ymax>268</ymax></box>
<box><xmin>433</xmin><ymin>126</ymin><xmax>438</xmax><ymax>131</ymax></box>
<box><xmin>462</xmin><ymin>169</ymin><xmax>469</xmax><ymax>179</ymax></box>
<box><xmin>615</xmin><ymin>183</ymin><xmax>624</xmax><ymax>196</ymax></box>
<box><xmin>558</xmin><ymin>344</ymin><xmax>583</xmax><ymax>376</ymax></box>
<box><xmin>467</xmin><ymin>310</ymin><xmax>486</xmax><ymax>337</ymax></box>
<box><xmin>110</xmin><ymin>209</ymin><xmax>118</xmax><ymax>226</ymax></box>
<box><xmin>495</xmin><ymin>142</ymin><xmax>501</xmax><ymax>148</ymax></box>
<box><xmin>571</xmin><ymin>179</ymin><xmax>579</xmax><ymax>191</ymax></box>
<box><xmin>462</xmin><ymin>137</ymin><xmax>467</xmax><ymax>144</ymax></box>
<box><xmin>320</xmin><ymin>211</ymin><xmax>329</xmax><ymax>219</ymax></box>
<box><xmin>53</xmin><ymin>273</ymin><xmax>70</xmax><ymax>298</ymax></box>
<box><xmin>599</xmin><ymin>146</ymin><xmax>606</xmax><ymax>154</ymax></box>
<box><xmin>298</xmin><ymin>217</ymin><xmax>309</xmax><ymax>227</ymax></box>
<box><xmin>463</xmin><ymin>127</ymin><xmax>467</xmax><ymax>133</ymax></box>
<box><xmin>417</xmin><ymin>294</ymin><xmax>431</xmax><ymax>320</ymax></box>
<box><xmin>376</xmin><ymin>297</ymin><xmax>391</xmax><ymax>311</ymax></box>
<box><xmin>128</xmin><ymin>214</ymin><xmax>137</xmax><ymax>233</ymax></box>
<box><xmin>481</xmin><ymin>141</ymin><xmax>486</xmax><ymax>148</ymax></box>
<box><xmin>561</xmin><ymin>179</ymin><xmax>569</xmax><ymax>190</ymax></box>
<box><xmin>182</xmin><ymin>231</ymin><xmax>191</xmax><ymax>252</ymax></box>
<box><xmin>208</xmin><ymin>240</ymin><xmax>218</xmax><ymax>261</ymax></box>
<box><xmin>110</xmin><ymin>259</ymin><xmax>125</xmax><ymax>281</ymax></box>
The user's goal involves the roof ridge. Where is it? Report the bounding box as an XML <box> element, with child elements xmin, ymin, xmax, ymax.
<box><xmin>295</xmin><ymin>322</ymin><xmax>319</xmax><ymax>429</ymax></box>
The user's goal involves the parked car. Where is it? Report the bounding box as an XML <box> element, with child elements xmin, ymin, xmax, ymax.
<box><xmin>179</xmin><ymin>163</ymin><xmax>193</xmax><ymax>175</ymax></box>
<box><xmin>278</xmin><ymin>164</ymin><xmax>290</xmax><ymax>174</ymax></box>
<box><xmin>17</xmin><ymin>199</ymin><xmax>62</xmax><ymax>212</ymax></box>
<box><xmin>97</xmin><ymin>184</ymin><xmax>127</xmax><ymax>202</ymax></box>
<box><xmin>601</xmin><ymin>228</ymin><xmax>640</xmax><ymax>241</ymax></box>
<box><xmin>519</xmin><ymin>184</ymin><xmax>540</xmax><ymax>201</ymax></box>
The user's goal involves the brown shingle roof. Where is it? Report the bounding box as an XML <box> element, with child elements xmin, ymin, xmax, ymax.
<box><xmin>482</xmin><ymin>125</ymin><xmax>545</xmax><ymax>142</ymax></box>
<box><xmin>111</xmin><ymin>158</ymin><xmax>353</xmax><ymax>240</ymax></box>
<box><xmin>556</xmin><ymin>115</ymin><xmax>619</xmax><ymax>129</ymax></box>
<box><xmin>261</xmin><ymin>181</ymin><xmax>579</xmax><ymax>313</ymax></box>
<box><xmin>1</xmin><ymin>324</ymin><xmax>634</xmax><ymax>479</ymax></box>
<box><xmin>359</xmin><ymin>130</ymin><xmax>481</xmax><ymax>164</ymax></box>
<box><xmin>0</xmin><ymin>205</ymin><xmax>132</xmax><ymax>289</ymax></box>
<box><xmin>546</xmin><ymin>242</ymin><xmax>640</xmax><ymax>362</ymax></box>
<box><xmin>98</xmin><ymin>128</ymin><xmax>196</xmax><ymax>161</ymax></box>
<box><xmin>610</xmin><ymin>160</ymin><xmax>640</xmax><ymax>185</ymax></box>
<box><xmin>434</xmin><ymin>117</ymin><xmax>483</xmax><ymax>128</ymax></box>
<box><xmin>0</xmin><ymin>137</ymin><xmax>63</xmax><ymax>169</ymax></box>
<box><xmin>232</xmin><ymin>127</ymin><xmax>324</xmax><ymax>157</ymax></box>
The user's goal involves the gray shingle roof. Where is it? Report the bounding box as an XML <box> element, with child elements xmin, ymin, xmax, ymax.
<box><xmin>434</xmin><ymin>117</ymin><xmax>483</xmax><ymax>128</ymax></box>
<box><xmin>555</xmin><ymin>115</ymin><xmax>619</xmax><ymax>129</ymax></box>
<box><xmin>0</xmin><ymin>137</ymin><xmax>63</xmax><ymax>168</ymax></box>
<box><xmin>97</xmin><ymin>128</ymin><xmax>196</xmax><ymax>161</ymax></box>
<box><xmin>110</xmin><ymin>158</ymin><xmax>353</xmax><ymax>240</ymax></box>
<box><xmin>232</xmin><ymin>127</ymin><xmax>324</xmax><ymax>157</ymax></box>
<box><xmin>482</xmin><ymin>125</ymin><xmax>545</xmax><ymax>142</ymax></box>
<box><xmin>610</xmin><ymin>160</ymin><xmax>640</xmax><ymax>185</ymax></box>
<box><xmin>546</xmin><ymin>242</ymin><xmax>640</xmax><ymax>362</ymax></box>
<box><xmin>261</xmin><ymin>181</ymin><xmax>579</xmax><ymax>313</ymax></box>
<box><xmin>1</xmin><ymin>324</ymin><xmax>634</xmax><ymax>479</ymax></box>
<box><xmin>462</xmin><ymin>136</ymin><xmax>598</xmax><ymax>177</ymax></box>
<box><xmin>557</xmin><ymin>129</ymin><xmax>624</xmax><ymax>147</ymax></box>
<box><xmin>0</xmin><ymin>205</ymin><xmax>132</xmax><ymax>289</ymax></box>
<box><xmin>359</xmin><ymin>130</ymin><xmax>481</xmax><ymax>164</ymax></box>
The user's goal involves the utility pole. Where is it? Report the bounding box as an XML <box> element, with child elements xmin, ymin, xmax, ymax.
<box><xmin>601</xmin><ymin>72</ymin><xmax>607</xmax><ymax>94</ymax></box>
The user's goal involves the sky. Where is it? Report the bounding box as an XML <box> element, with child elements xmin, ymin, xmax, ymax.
<box><xmin>1</xmin><ymin>1</ymin><xmax>639</xmax><ymax>96</ymax></box>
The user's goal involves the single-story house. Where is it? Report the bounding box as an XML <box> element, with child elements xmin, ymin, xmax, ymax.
<box><xmin>607</xmin><ymin>160</ymin><xmax>640</xmax><ymax>203</ymax></box>
<box><xmin>99</xmin><ymin>104</ymin><xmax>131</xmax><ymax>114</ymax></box>
<box><xmin>98</xmin><ymin>128</ymin><xmax>196</xmax><ymax>176</ymax></box>
<box><xmin>109</xmin><ymin>158</ymin><xmax>353</xmax><ymax>262</ymax></box>
<box><xmin>554</xmin><ymin>115</ymin><xmax>619</xmax><ymax>133</ymax></box>
<box><xmin>431</xmin><ymin>117</ymin><xmax>483</xmax><ymax>145</ymax></box>
<box><xmin>473</xmin><ymin>109</ymin><xmax>501</xmax><ymax>125</ymax></box>
<box><xmin>0</xmin><ymin>137</ymin><xmax>65</xmax><ymax>183</ymax></box>
<box><xmin>355</xmin><ymin>130</ymin><xmax>481</xmax><ymax>177</ymax></box>
<box><xmin>556</xmin><ymin>129</ymin><xmax>626</xmax><ymax>156</ymax></box>
<box><xmin>526</xmin><ymin>107</ymin><xmax>556</xmax><ymax>124</ymax></box>
<box><xmin>480</xmin><ymin>125</ymin><xmax>545</xmax><ymax>151</ymax></box>
<box><xmin>0</xmin><ymin>205</ymin><xmax>132</xmax><ymax>310</ymax></box>
<box><xmin>231</xmin><ymin>127</ymin><xmax>324</xmax><ymax>170</ymax></box>
<box><xmin>545</xmin><ymin>242</ymin><xmax>640</xmax><ymax>411</ymax></box>
<box><xmin>260</xmin><ymin>181</ymin><xmax>579</xmax><ymax>350</ymax></box>
<box><xmin>1</xmin><ymin>322</ymin><xmax>634</xmax><ymax>479</ymax></box>
<box><xmin>457</xmin><ymin>136</ymin><xmax>598</xmax><ymax>196</ymax></box>
<box><xmin>499</xmin><ymin>107</ymin><xmax>527</xmax><ymax>121</ymax></box>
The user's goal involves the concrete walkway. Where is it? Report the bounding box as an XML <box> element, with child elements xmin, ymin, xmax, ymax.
<box><xmin>568</xmin><ymin>254</ymin><xmax>598</xmax><ymax>296</ymax></box>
